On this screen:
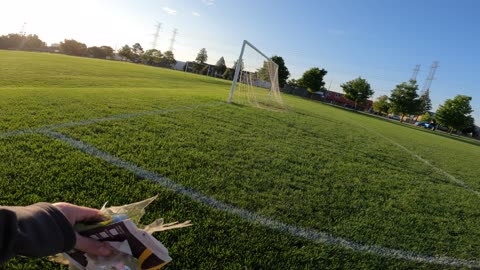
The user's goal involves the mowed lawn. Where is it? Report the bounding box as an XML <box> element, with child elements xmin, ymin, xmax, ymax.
<box><xmin>1</xmin><ymin>50</ymin><xmax>480</xmax><ymax>269</ymax></box>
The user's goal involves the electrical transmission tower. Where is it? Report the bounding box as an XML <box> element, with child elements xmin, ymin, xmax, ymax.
<box><xmin>411</xmin><ymin>64</ymin><xmax>420</xmax><ymax>82</ymax></box>
<box><xmin>151</xmin><ymin>22</ymin><xmax>162</xmax><ymax>49</ymax></box>
<box><xmin>422</xmin><ymin>61</ymin><xmax>439</xmax><ymax>94</ymax></box>
<box><xmin>19</xmin><ymin>22</ymin><xmax>27</xmax><ymax>36</ymax></box>
<box><xmin>168</xmin><ymin>28</ymin><xmax>178</xmax><ymax>52</ymax></box>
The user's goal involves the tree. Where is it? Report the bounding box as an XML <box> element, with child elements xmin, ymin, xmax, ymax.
<box><xmin>118</xmin><ymin>45</ymin><xmax>133</xmax><ymax>61</ymax></box>
<box><xmin>0</xmin><ymin>34</ymin><xmax>22</xmax><ymax>49</ymax></box>
<box><xmin>389</xmin><ymin>80</ymin><xmax>421</xmax><ymax>122</ymax></box>
<box><xmin>257</xmin><ymin>55</ymin><xmax>290</xmax><ymax>88</ymax></box>
<box><xmin>341</xmin><ymin>77</ymin><xmax>374</xmax><ymax>109</ymax></box>
<box><xmin>420</xmin><ymin>112</ymin><xmax>433</xmax><ymax>122</ymax></box>
<box><xmin>100</xmin><ymin>46</ymin><xmax>114</xmax><ymax>58</ymax></box>
<box><xmin>287</xmin><ymin>78</ymin><xmax>298</xmax><ymax>87</ymax></box>
<box><xmin>461</xmin><ymin>116</ymin><xmax>475</xmax><ymax>135</ymax></box>
<box><xmin>23</xmin><ymin>34</ymin><xmax>45</xmax><ymax>50</ymax></box>
<box><xmin>195</xmin><ymin>48</ymin><xmax>208</xmax><ymax>63</ymax></box>
<box><xmin>194</xmin><ymin>48</ymin><xmax>208</xmax><ymax>72</ymax></box>
<box><xmin>59</xmin><ymin>39</ymin><xmax>87</xmax><ymax>56</ymax></box>
<box><xmin>131</xmin><ymin>43</ymin><xmax>144</xmax><ymax>62</ymax></box>
<box><xmin>215</xmin><ymin>57</ymin><xmax>227</xmax><ymax>75</ymax></box>
<box><xmin>373</xmin><ymin>95</ymin><xmax>390</xmax><ymax>115</ymax></box>
<box><xmin>0</xmin><ymin>34</ymin><xmax>15</xmax><ymax>49</ymax></box>
<box><xmin>257</xmin><ymin>61</ymin><xmax>274</xmax><ymax>82</ymax></box>
<box><xmin>271</xmin><ymin>56</ymin><xmax>290</xmax><ymax>88</ymax></box>
<box><xmin>297</xmin><ymin>67</ymin><xmax>328</xmax><ymax>93</ymax></box>
<box><xmin>87</xmin><ymin>46</ymin><xmax>107</xmax><ymax>59</ymax></box>
<box><xmin>232</xmin><ymin>59</ymin><xmax>244</xmax><ymax>70</ymax></box>
<box><xmin>141</xmin><ymin>49</ymin><xmax>162</xmax><ymax>65</ymax></box>
<box><xmin>0</xmin><ymin>33</ymin><xmax>45</xmax><ymax>50</ymax></box>
<box><xmin>435</xmin><ymin>95</ymin><xmax>474</xmax><ymax>134</ymax></box>
<box><xmin>414</xmin><ymin>88</ymin><xmax>431</xmax><ymax>114</ymax></box>
<box><xmin>160</xmin><ymin>50</ymin><xmax>177</xmax><ymax>67</ymax></box>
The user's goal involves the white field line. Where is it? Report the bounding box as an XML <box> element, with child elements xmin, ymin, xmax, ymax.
<box><xmin>44</xmin><ymin>130</ymin><xmax>480</xmax><ymax>268</ymax></box>
<box><xmin>0</xmin><ymin>102</ymin><xmax>224</xmax><ymax>139</ymax></box>
<box><xmin>371</xmin><ymin>130</ymin><xmax>480</xmax><ymax>197</ymax></box>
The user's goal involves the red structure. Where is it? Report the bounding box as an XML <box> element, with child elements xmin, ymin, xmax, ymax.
<box><xmin>323</xmin><ymin>90</ymin><xmax>373</xmax><ymax>110</ymax></box>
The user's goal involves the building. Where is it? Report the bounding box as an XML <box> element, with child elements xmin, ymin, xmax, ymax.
<box><xmin>323</xmin><ymin>90</ymin><xmax>373</xmax><ymax>110</ymax></box>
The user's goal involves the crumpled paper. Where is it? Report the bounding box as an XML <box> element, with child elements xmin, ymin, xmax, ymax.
<box><xmin>51</xmin><ymin>195</ymin><xmax>192</xmax><ymax>270</ymax></box>
<box><xmin>100</xmin><ymin>195</ymin><xmax>192</xmax><ymax>234</ymax></box>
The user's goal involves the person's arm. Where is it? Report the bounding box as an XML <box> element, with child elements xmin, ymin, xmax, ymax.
<box><xmin>0</xmin><ymin>202</ymin><xmax>112</xmax><ymax>264</ymax></box>
<box><xmin>0</xmin><ymin>203</ymin><xmax>74</xmax><ymax>263</ymax></box>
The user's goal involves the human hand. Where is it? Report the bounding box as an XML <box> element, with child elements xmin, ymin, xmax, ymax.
<box><xmin>53</xmin><ymin>203</ymin><xmax>113</xmax><ymax>257</ymax></box>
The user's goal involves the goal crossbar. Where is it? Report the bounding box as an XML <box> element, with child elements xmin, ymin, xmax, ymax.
<box><xmin>228</xmin><ymin>40</ymin><xmax>279</xmax><ymax>103</ymax></box>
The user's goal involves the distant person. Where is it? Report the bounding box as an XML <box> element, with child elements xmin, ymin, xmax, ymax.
<box><xmin>431</xmin><ymin>119</ymin><xmax>437</xmax><ymax>131</ymax></box>
<box><xmin>0</xmin><ymin>202</ymin><xmax>112</xmax><ymax>264</ymax></box>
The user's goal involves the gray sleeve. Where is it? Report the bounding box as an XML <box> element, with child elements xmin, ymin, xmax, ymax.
<box><xmin>0</xmin><ymin>202</ymin><xmax>76</xmax><ymax>263</ymax></box>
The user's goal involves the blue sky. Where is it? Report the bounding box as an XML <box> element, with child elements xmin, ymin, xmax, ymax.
<box><xmin>1</xmin><ymin>0</ymin><xmax>479</xmax><ymax>122</ymax></box>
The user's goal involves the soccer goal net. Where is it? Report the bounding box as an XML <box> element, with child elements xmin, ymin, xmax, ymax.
<box><xmin>228</xmin><ymin>40</ymin><xmax>284</xmax><ymax>110</ymax></box>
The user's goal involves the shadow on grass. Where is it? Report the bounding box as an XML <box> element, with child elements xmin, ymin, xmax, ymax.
<box><xmin>229</xmin><ymin>102</ymin><xmax>248</xmax><ymax>108</ymax></box>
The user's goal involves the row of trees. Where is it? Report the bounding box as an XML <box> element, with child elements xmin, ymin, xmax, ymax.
<box><xmin>372</xmin><ymin>80</ymin><xmax>475</xmax><ymax>134</ymax></box>
<box><xmin>0</xmin><ymin>34</ymin><xmax>116</xmax><ymax>60</ymax></box>
<box><xmin>288</xmin><ymin>67</ymin><xmax>375</xmax><ymax>108</ymax></box>
<box><xmin>0</xmin><ymin>33</ymin><xmax>45</xmax><ymax>50</ymax></box>
<box><xmin>61</xmin><ymin>40</ymin><xmax>177</xmax><ymax>67</ymax></box>
<box><xmin>0</xmin><ymin>33</ymin><xmax>177</xmax><ymax>69</ymax></box>
<box><xmin>57</xmin><ymin>39</ymin><xmax>178</xmax><ymax>68</ymax></box>
<box><xmin>373</xmin><ymin>80</ymin><xmax>432</xmax><ymax>122</ymax></box>
<box><xmin>189</xmin><ymin>48</ymin><xmax>293</xmax><ymax>87</ymax></box>
<box><xmin>118</xmin><ymin>43</ymin><xmax>177</xmax><ymax>67</ymax></box>
<box><xmin>373</xmin><ymin>80</ymin><xmax>432</xmax><ymax>121</ymax></box>
<box><xmin>54</xmin><ymin>39</ymin><xmax>116</xmax><ymax>60</ymax></box>
<box><xmin>192</xmin><ymin>48</ymin><xmax>246</xmax><ymax>79</ymax></box>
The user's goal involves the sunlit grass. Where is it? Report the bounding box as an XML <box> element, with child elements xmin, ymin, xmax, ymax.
<box><xmin>0</xmin><ymin>50</ymin><xmax>478</xmax><ymax>269</ymax></box>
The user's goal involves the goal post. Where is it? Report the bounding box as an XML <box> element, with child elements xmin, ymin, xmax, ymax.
<box><xmin>227</xmin><ymin>40</ymin><xmax>284</xmax><ymax>109</ymax></box>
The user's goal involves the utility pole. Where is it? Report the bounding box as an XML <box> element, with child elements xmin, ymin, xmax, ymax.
<box><xmin>411</xmin><ymin>64</ymin><xmax>420</xmax><ymax>82</ymax></box>
<box><xmin>152</xmin><ymin>22</ymin><xmax>162</xmax><ymax>49</ymax></box>
<box><xmin>422</xmin><ymin>61</ymin><xmax>439</xmax><ymax>94</ymax></box>
<box><xmin>168</xmin><ymin>28</ymin><xmax>178</xmax><ymax>52</ymax></box>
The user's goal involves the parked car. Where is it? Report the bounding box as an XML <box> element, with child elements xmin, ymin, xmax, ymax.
<box><xmin>389</xmin><ymin>115</ymin><xmax>400</xmax><ymax>121</ymax></box>
<box><xmin>416</xmin><ymin>121</ymin><xmax>436</xmax><ymax>130</ymax></box>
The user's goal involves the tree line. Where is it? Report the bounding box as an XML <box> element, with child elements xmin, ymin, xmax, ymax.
<box><xmin>372</xmin><ymin>80</ymin><xmax>476</xmax><ymax>135</ymax></box>
<box><xmin>0</xmin><ymin>33</ymin><xmax>45</xmax><ymax>50</ymax></box>
<box><xmin>254</xmin><ymin>54</ymin><xmax>476</xmax><ymax>137</ymax></box>
<box><xmin>0</xmin><ymin>33</ymin><xmax>177</xmax><ymax>68</ymax></box>
<box><xmin>188</xmin><ymin>48</ymin><xmax>247</xmax><ymax>80</ymax></box>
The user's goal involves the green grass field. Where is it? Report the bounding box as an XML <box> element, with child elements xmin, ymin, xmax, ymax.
<box><xmin>1</xmin><ymin>50</ymin><xmax>480</xmax><ymax>269</ymax></box>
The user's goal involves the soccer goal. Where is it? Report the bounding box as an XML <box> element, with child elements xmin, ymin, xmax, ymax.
<box><xmin>228</xmin><ymin>40</ymin><xmax>284</xmax><ymax>109</ymax></box>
